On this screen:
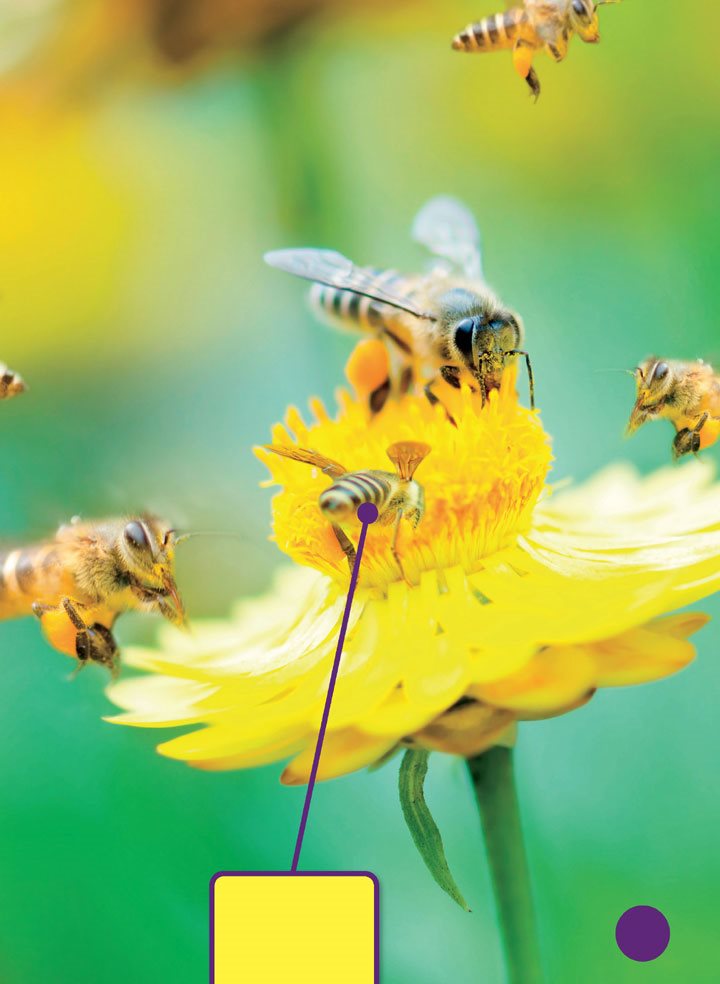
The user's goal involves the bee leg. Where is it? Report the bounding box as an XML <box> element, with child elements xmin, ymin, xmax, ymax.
<box><xmin>398</xmin><ymin>365</ymin><xmax>414</xmax><ymax>397</ymax></box>
<box><xmin>391</xmin><ymin>512</ymin><xmax>411</xmax><ymax>586</ymax></box>
<box><xmin>69</xmin><ymin>636</ymin><xmax>91</xmax><ymax>679</ymax></box>
<box><xmin>507</xmin><ymin>350</ymin><xmax>536</xmax><ymax>410</ymax></box>
<box><xmin>546</xmin><ymin>38</ymin><xmax>568</xmax><ymax>64</ymax></box>
<box><xmin>526</xmin><ymin>68</ymin><xmax>541</xmax><ymax>101</ymax></box>
<box><xmin>479</xmin><ymin>377</ymin><xmax>489</xmax><ymax>406</ymax></box>
<box><xmin>439</xmin><ymin>366</ymin><xmax>462</xmax><ymax>390</ymax></box>
<box><xmin>424</xmin><ymin>379</ymin><xmax>457</xmax><ymax>427</ymax></box>
<box><xmin>368</xmin><ymin>353</ymin><xmax>413</xmax><ymax>415</ymax></box>
<box><xmin>368</xmin><ymin>377</ymin><xmax>392</xmax><ymax>415</ymax></box>
<box><xmin>513</xmin><ymin>40</ymin><xmax>540</xmax><ymax>101</ymax></box>
<box><xmin>33</xmin><ymin>598</ymin><xmax>118</xmax><ymax>676</ymax></box>
<box><xmin>673</xmin><ymin>413</ymin><xmax>710</xmax><ymax>459</ymax></box>
<box><xmin>331</xmin><ymin>524</ymin><xmax>357</xmax><ymax>574</ymax></box>
<box><xmin>87</xmin><ymin>624</ymin><xmax>120</xmax><ymax>678</ymax></box>
<box><xmin>60</xmin><ymin>598</ymin><xmax>119</xmax><ymax>677</ymax></box>
<box><xmin>673</xmin><ymin>429</ymin><xmax>700</xmax><ymax>459</ymax></box>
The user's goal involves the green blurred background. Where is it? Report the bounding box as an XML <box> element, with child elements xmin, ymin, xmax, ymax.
<box><xmin>0</xmin><ymin>1</ymin><xmax>718</xmax><ymax>980</ymax></box>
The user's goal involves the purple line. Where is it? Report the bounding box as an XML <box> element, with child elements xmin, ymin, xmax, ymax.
<box><xmin>290</xmin><ymin>503</ymin><xmax>378</xmax><ymax>873</ymax></box>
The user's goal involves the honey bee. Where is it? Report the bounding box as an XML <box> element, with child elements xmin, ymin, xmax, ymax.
<box><xmin>627</xmin><ymin>358</ymin><xmax>720</xmax><ymax>459</ymax></box>
<box><xmin>0</xmin><ymin>362</ymin><xmax>26</xmax><ymax>400</ymax></box>
<box><xmin>265</xmin><ymin>197</ymin><xmax>534</xmax><ymax>416</ymax></box>
<box><xmin>0</xmin><ymin>515</ymin><xmax>185</xmax><ymax>676</ymax></box>
<box><xmin>452</xmin><ymin>0</ymin><xmax>620</xmax><ymax>100</ymax></box>
<box><xmin>264</xmin><ymin>441</ymin><xmax>431</xmax><ymax>580</ymax></box>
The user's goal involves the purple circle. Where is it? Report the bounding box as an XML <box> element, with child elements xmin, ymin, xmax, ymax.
<box><xmin>615</xmin><ymin>906</ymin><xmax>670</xmax><ymax>962</ymax></box>
<box><xmin>357</xmin><ymin>502</ymin><xmax>379</xmax><ymax>524</ymax></box>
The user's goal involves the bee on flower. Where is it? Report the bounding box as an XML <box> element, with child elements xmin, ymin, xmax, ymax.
<box><xmin>263</xmin><ymin>440</ymin><xmax>431</xmax><ymax>581</ymax></box>
<box><xmin>265</xmin><ymin>197</ymin><xmax>535</xmax><ymax>416</ymax></box>
<box><xmin>104</xmin><ymin>207</ymin><xmax>720</xmax><ymax>974</ymax></box>
<box><xmin>107</xmin><ymin>358</ymin><xmax>718</xmax><ymax>780</ymax></box>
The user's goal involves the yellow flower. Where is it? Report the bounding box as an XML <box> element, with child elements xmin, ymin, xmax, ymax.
<box><xmin>258</xmin><ymin>363</ymin><xmax>551</xmax><ymax>589</ymax></box>
<box><xmin>105</xmin><ymin>362</ymin><xmax>719</xmax><ymax>783</ymax></box>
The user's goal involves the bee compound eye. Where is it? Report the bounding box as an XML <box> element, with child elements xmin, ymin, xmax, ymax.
<box><xmin>572</xmin><ymin>0</ymin><xmax>586</xmax><ymax>13</ymax></box>
<box><xmin>124</xmin><ymin>521</ymin><xmax>150</xmax><ymax>550</ymax></box>
<box><xmin>454</xmin><ymin>318</ymin><xmax>476</xmax><ymax>359</ymax></box>
<box><xmin>653</xmin><ymin>362</ymin><xmax>669</xmax><ymax>382</ymax></box>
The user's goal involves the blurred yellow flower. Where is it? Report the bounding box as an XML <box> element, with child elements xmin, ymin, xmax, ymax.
<box><xmin>106</xmin><ymin>364</ymin><xmax>719</xmax><ymax>783</ymax></box>
<box><xmin>0</xmin><ymin>0</ymin><xmax>406</xmax><ymax>89</ymax></box>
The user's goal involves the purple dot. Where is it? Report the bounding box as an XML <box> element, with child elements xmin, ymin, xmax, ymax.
<box><xmin>615</xmin><ymin>906</ymin><xmax>670</xmax><ymax>962</ymax></box>
<box><xmin>357</xmin><ymin>502</ymin><xmax>379</xmax><ymax>524</ymax></box>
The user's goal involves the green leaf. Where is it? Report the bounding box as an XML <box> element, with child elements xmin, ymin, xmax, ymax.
<box><xmin>398</xmin><ymin>748</ymin><xmax>471</xmax><ymax>912</ymax></box>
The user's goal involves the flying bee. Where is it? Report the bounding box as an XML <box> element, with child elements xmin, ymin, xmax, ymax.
<box><xmin>0</xmin><ymin>515</ymin><xmax>185</xmax><ymax>676</ymax></box>
<box><xmin>265</xmin><ymin>197</ymin><xmax>534</xmax><ymax>417</ymax></box>
<box><xmin>452</xmin><ymin>0</ymin><xmax>620</xmax><ymax>100</ymax></box>
<box><xmin>0</xmin><ymin>362</ymin><xmax>26</xmax><ymax>400</ymax></box>
<box><xmin>264</xmin><ymin>441</ymin><xmax>431</xmax><ymax>581</ymax></box>
<box><xmin>627</xmin><ymin>358</ymin><xmax>720</xmax><ymax>459</ymax></box>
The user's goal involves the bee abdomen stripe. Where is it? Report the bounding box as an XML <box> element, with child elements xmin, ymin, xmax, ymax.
<box><xmin>355</xmin><ymin>473</ymin><xmax>390</xmax><ymax>497</ymax></box>
<box><xmin>320</xmin><ymin>490</ymin><xmax>358</xmax><ymax>512</ymax></box>
<box><xmin>453</xmin><ymin>29</ymin><xmax>477</xmax><ymax>51</ymax></box>
<box><xmin>469</xmin><ymin>22</ymin><xmax>488</xmax><ymax>49</ymax></box>
<box><xmin>332</xmin><ymin>290</ymin><xmax>345</xmax><ymax>316</ymax></box>
<box><xmin>0</xmin><ymin>550</ymin><xmax>22</xmax><ymax>595</ymax></box>
<box><xmin>503</xmin><ymin>9</ymin><xmax>521</xmax><ymax>39</ymax></box>
<box><xmin>366</xmin><ymin>302</ymin><xmax>386</xmax><ymax>330</ymax></box>
<box><xmin>455</xmin><ymin>9</ymin><xmax>525</xmax><ymax>50</ymax></box>
<box><xmin>311</xmin><ymin>281</ymin><xmax>385</xmax><ymax>334</ymax></box>
<box><xmin>324</xmin><ymin>475</ymin><xmax>390</xmax><ymax>506</ymax></box>
<box><xmin>348</xmin><ymin>292</ymin><xmax>362</xmax><ymax>319</ymax></box>
<box><xmin>342</xmin><ymin>477</ymin><xmax>380</xmax><ymax>500</ymax></box>
<box><xmin>15</xmin><ymin>553</ymin><xmax>36</xmax><ymax>593</ymax></box>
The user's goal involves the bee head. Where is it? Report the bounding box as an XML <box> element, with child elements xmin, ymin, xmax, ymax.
<box><xmin>626</xmin><ymin>359</ymin><xmax>674</xmax><ymax>435</ymax></box>
<box><xmin>120</xmin><ymin>516</ymin><xmax>185</xmax><ymax>626</ymax></box>
<box><xmin>454</xmin><ymin>314</ymin><xmax>522</xmax><ymax>374</ymax></box>
<box><xmin>570</xmin><ymin>0</ymin><xmax>601</xmax><ymax>42</ymax></box>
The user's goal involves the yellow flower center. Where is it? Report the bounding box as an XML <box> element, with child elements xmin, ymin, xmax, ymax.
<box><xmin>257</xmin><ymin>358</ymin><xmax>553</xmax><ymax>590</ymax></box>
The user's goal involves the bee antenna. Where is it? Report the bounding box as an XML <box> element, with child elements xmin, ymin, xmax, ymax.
<box><xmin>173</xmin><ymin>530</ymin><xmax>250</xmax><ymax>546</ymax></box>
<box><xmin>593</xmin><ymin>368</ymin><xmax>637</xmax><ymax>376</ymax></box>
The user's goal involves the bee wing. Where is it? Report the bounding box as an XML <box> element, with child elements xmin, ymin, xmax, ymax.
<box><xmin>386</xmin><ymin>441</ymin><xmax>431</xmax><ymax>480</ymax></box>
<box><xmin>263</xmin><ymin>444</ymin><xmax>347</xmax><ymax>479</ymax></box>
<box><xmin>411</xmin><ymin>197</ymin><xmax>484</xmax><ymax>281</ymax></box>
<box><xmin>264</xmin><ymin>248</ymin><xmax>435</xmax><ymax>321</ymax></box>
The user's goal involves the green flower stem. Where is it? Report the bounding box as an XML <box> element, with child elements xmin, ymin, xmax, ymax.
<box><xmin>466</xmin><ymin>747</ymin><xmax>544</xmax><ymax>984</ymax></box>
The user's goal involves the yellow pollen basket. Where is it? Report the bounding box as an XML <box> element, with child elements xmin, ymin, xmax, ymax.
<box><xmin>256</xmin><ymin>362</ymin><xmax>552</xmax><ymax>590</ymax></box>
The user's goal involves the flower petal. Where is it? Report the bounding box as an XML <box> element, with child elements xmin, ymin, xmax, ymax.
<box><xmin>470</xmin><ymin>646</ymin><xmax>596</xmax><ymax>715</ymax></box>
<box><xmin>411</xmin><ymin>702</ymin><xmax>514</xmax><ymax>758</ymax></box>
<box><xmin>588</xmin><ymin>613</ymin><xmax>708</xmax><ymax>687</ymax></box>
<box><xmin>281</xmin><ymin>729</ymin><xmax>398</xmax><ymax>785</ymax></box>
